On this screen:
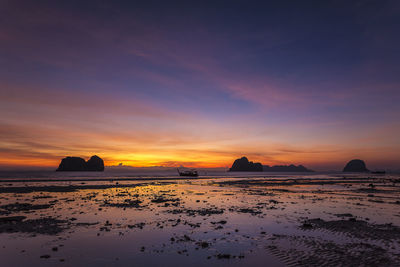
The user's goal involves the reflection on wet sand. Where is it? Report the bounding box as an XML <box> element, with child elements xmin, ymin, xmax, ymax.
<box><xmin>0</xmin><ymin>176</ymin><xmax>400</xmax><ymax>266</ymax></box>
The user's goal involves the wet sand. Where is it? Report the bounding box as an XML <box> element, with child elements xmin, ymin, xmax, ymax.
<box><xmin>0</xmin><ymin>175</ymin><xmax>400</xmax><ymax>266</ymax></box>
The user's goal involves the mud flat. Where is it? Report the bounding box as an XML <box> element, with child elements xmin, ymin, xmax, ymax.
<box><xmin>0</xmin><ymin>175</ymin><xmax>399</xmax><ymax>266</ymax></box>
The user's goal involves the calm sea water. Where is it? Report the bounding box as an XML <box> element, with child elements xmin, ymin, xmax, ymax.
<box><xmin>0</xmin><ymin>169</ymin><xmax>379</xmax><ymax>181</ymax></box>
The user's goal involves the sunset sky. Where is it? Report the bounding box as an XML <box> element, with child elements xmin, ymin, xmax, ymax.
<box><xmin>1</xmin><ymin>1</ymin><xmax>399</xmax><ymax>170</ymax></box>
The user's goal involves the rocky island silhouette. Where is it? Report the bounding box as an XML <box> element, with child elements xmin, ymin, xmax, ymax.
<box><xmin>56</xmin><ymin>155</ymin><xmax>104</xmax><ymax>172</ymax></box>
<box><xmin>229</xmin><ymin>156</ymin><xmax>313</xmax><ymax>172</ymax></box>
<box><xmin>229</xmin><ymin>157</ymin><xmax>263</xmax><ymax>172</ymax></box>
<box><xmin>343</xmin><ymin>159</ymin><xmax>369</xmax><ymax>172</ymax></box>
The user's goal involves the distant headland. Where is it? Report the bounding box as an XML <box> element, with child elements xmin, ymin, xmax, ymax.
<box><xmin>56</xmin><ymin>155</ymin><xmax>104</xmax><ymax>172</ymax></box>
<box><xmin>229</xmin><ymin>157</ymin><xmax>313</xmax><ymax>172</ymax></box>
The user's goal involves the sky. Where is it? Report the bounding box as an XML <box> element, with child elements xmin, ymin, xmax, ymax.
<box><xmin>1</xmin><ymin>0</ymin><xmax>399</xmax><ymax>171</ymax></box>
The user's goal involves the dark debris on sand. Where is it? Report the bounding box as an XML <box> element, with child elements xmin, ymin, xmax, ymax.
<box><xmin>0</xmin><ymin>203</ymin><xmax>52</xmax><ymax>215</ymax></box>
<box><xmin>168</xmin><ymin>208</ymin><xmax>224</xmax><ymax>216</ymax></box>
<box><xmin>0</xmin><ymin>183</ymin><xmax>152</xmax><ymax>194</ymax></box>
<box><xmin>0</xmin><ymin>217</ymin><xmax>67</xmax><ymax>235</ymax></box>
<box><xmin>230</xmin><ymin>207</ymin><xmax>263</xmax><ymax>215</ymax></box>
<box><xmin>102</xmin><ymin>199</ymin><xmax>142</xmax><ymax>208</ymax></box>
<box><xmin>151</xmin><ymin>197</ymin><xmax>180</xmax><ymax>203</ymax></box>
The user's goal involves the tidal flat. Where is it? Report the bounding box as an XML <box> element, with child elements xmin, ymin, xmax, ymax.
<box><xmin>1</xmin><ymin>175</ymin><xmax>400</xmax><ymax>266</ymax></box>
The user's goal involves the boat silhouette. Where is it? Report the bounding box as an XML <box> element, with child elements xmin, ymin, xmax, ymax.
<box><xmin>177</xmin><ymin>168</ymin><xmax>198</xmax><ymax>177</ymax></box>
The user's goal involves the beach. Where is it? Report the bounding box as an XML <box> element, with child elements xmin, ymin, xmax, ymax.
<box><xmin>1</xmin><ymin>172</ymin><xmax>399</xmax><ymax>266</ymax></box>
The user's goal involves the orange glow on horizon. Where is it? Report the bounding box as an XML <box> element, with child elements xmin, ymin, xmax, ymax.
<box><xmin>1</xmin><ymin>147</ymin><xmax>399</xmax><ymax>171</ymax></box>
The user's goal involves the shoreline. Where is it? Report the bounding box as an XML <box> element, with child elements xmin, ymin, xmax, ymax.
<box><xmin>0</xmin><ymin>176</ymin><xmax>397</xmax><ymax>193</ymax></box>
